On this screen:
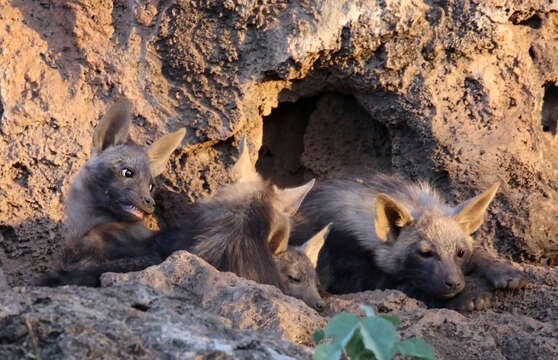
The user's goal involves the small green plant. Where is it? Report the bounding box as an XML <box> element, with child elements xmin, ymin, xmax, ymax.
<box><xmin>313</xmin><ymin>305</ymin><xmax>436</xmax><ymax>360</ymax></box>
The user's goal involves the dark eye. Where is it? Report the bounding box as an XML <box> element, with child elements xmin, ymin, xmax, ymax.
<box><xmin>288</xmin><ymin>275</ymin><xmax>301</xmax><ymax>283</ymax></box>
<box><xmin>457</xmin><ymin>249</ymin><xmax>465</xmax><ymax>258</ymax></box>
<box><xmin>121</xmin><ymin>168</ymin><xmax>134</xmax><ymax>178</ymax></box>
<box><xmin>418</xmin><ymin>249</ymin><xmax>434</xmax><ymax>258</ymax></box>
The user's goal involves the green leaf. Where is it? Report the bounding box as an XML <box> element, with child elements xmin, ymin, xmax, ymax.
<box><xmin>354</xmin><ymin>350</ymin><xmax>377</xmax><ymax>360</ymax></box>
<box><xmin>359</xmin><ymin>316</ymin><xmax>399</xmax><ymax>360</ymax></box>
<box><xmin>313</xmin><ymin>342</ymin><xmax>343</xmax><ymax>360</ymax></box>
<box><xmin>344</xmin><ymin>329</ymin><xmax>365</xmax><ymax>357</ymax></box>
<box><xmin>378</xmin><ymin>314</ymin><xmax>401</xmax><ymax>327</ymax></box>
<box><xmin>324</xmin><ymin>313</ymin><xmax>360</xmax><ymax>347</ymax></box>
<box><xmin>397</xmin><ymin>337</ymin><xmax>437</xmax><ymax>360</ymax></box>
<box><xmin>314</xmin><ymin>329</ymin><xmax>326</xmax><ymax>344</ymax></box>
<box><xmin>360</xmin><ymin>305</ymin><xmax>376</xmax><ymax>317</ymax></box>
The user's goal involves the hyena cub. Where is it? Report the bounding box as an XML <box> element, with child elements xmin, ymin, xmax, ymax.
<box><xmin>39</xmin><ymin>100</ymin><xmax>185</xmax><ymax>286</ymax></box>
<box><xmin>155</xmin><ymin>136</ymin><xmax>328</xmax><ymax>311</ymax></box>
<box><xmin>291</xmin><ymin>175</ymin><xmax>527</xmax><ymax>311</ymax></box>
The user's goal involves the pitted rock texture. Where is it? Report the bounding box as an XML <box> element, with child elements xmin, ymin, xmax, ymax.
<box><xmin>101</xmin><ymin>251</ymin><xmax>326</xmax><ymax>346</ymax></box>
<box><xmin>0</xmin><ymin>283</ymin><xmax>312</xmax><ymax>360</ymax></box>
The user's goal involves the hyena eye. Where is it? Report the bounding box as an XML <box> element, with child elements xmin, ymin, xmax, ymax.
<box><xmin>121</xmin><ymin>168</ymin><xmax>134</xmax><ymax>178</ymax></box>
<box><xmin>288</xmin><ymin>275</ymin><xmax>301</xmax><ymax>283</ymax></box>
<box><xmin>457</xmin><ymin>249</ymin><xmax>465</xmax><ymax>258</ymax></box>
<box><xmin>418</xmin><ymin>249</ymin><xmax>434</xmax><ymax>258</ymax></box>
<box><xmin>149</xmin><ymin>183</ymin><xmax>153</xmax><ymax>192</ymax></box>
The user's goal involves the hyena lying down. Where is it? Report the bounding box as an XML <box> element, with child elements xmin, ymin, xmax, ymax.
<box><xmin>38</xmin><ymin>101</ymin><xmax>185</xmax><ymax>286</ymax></box>
<box><xmin>291</xmin><ymin>175</ymin><xmax>527</xmax><ymax>311</ymax></box>
<box><xmin>154</xmin><ymin>137</ymin><xmax>328</xmax><ymax>311</ymax></box>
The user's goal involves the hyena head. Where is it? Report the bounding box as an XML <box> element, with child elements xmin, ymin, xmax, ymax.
<box><xmin>196</xmin><ymin>135</ymin><xmax>315</xmax><ymax>296</ymax></box>
<box><xmin>374</xmin><ymin>183</ymin><xmax>500</xmax><ymax>299</ymax></box>
<box><xmin>274</xmin><ymin>224</ymin><xmax>330</xmax><ymax>312</ymax></box>
<box><xmin>76</xmin><ymin>100</ymin><xmax>185</xmax><ymax>222</ymax></box>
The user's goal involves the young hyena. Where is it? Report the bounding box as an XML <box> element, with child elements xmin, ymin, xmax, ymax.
<box><xmin>154</xmin><ymin>136</ymin><xmax>328</xmax><ymax>311</ymax></box>
<box><xmin>38</xmin><ymin>100</ymin><xmax>185</xmax><ymax>286</ymax></box>
<box><xmin>291</xmin><ymin>175</ymin><xmax>527</xmax><ymax>311</ymax></box>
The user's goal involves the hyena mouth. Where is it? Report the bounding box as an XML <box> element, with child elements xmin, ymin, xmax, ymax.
<box><xmin>123</xmin><ymin>205</ymin><xmax>144</xmax><ymax>219</ymax></box>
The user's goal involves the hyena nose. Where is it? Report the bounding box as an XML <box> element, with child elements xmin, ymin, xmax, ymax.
<box><xmin>445</xmin><ymin>279</ymin><xmax>463</xmax><ymax>291</ymax></box>
<box><xmin>314</xmin><ymin>301</ymin><xmax>325</xmax><ymax>312</ymax></box>
<box><xmin>142</xmin><ymin>196</ymin><xmax>155</xmax><ymax>209</ymax></box>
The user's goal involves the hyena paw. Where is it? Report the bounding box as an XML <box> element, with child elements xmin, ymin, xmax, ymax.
<box><xmin>486</xmin><ymin>265</ymin><xmax>527</xmax><ymax>290</ymax></box>
<box><xmin>447</xmin><ymin>291</ymin><xmax>492</xmax><ymax>312</ymax></box>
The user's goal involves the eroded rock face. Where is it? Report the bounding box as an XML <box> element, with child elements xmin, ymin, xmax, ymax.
<box><xmin>0</xmin><ymin>283</ymin><xmax>312</xmax><ymax>360</ymax></box>
<box><xmin>101</xmin><ymin>251</ymin><xmax>326</xmax><ymax>346</ymax></box>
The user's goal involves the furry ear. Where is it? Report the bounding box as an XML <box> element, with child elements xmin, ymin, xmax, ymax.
<box><xmin>92</xmin><ymin>100</ymin><xmax>132</xmax><ymax>154</ymax></box>
<box><xmin>147</xmin><ymin>128</ymin><xmax>186</xmax><ymax>176</ymax></box>
<box><xmin>454</xmin><ymin>183</ymin><xmax>499</xmax><ymax>235</ymax></box>
<box><xmin>375</xmin><ymin>193</ymin><xmax>414</xmax><ymax>242</ymax></box>
<box><xmin>298</xmin><ymin>223</ymin><xmax>330</xmax><ymax>268</ymax></box>
<box><xmin>274</xmin><ymin>179</ymin><xmax>315</xmax><ymax>216</ymax></box>
<box><xmin>233</xmin><ymin>135</ymin><xmax>261</xmax><ymax>183</ymax></box>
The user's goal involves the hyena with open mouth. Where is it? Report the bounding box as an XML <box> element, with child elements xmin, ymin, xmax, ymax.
<box><xmin>39</xmin><ymin>100</ymin><xmax>185</xmax><ymax>286</ymax></box>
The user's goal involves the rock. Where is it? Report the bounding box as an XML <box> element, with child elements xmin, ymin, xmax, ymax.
<box><xmin>0</xmin><ymin>266</ymin><xmax>7</xmax><ymax>289</ymax></box>
<box><xmin>101</xmin><ymin>251</ymin><xmax>326</xmax><ymax>346</ymax></box>
<box><xmin>0</xmin><ymin>285</ymin><xmax>311</xmax><ymax>360</ymax></box>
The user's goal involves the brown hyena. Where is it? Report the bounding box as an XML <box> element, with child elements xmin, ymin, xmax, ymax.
<box><xmin>38</xmin><ymin>100</ymin><xmax>185</xmax><ymax>286</ymax></box>
<box><xmin>291</xmin><ymin>175</ymin><xmax>527</xmax><ymax>311</ymax></box>
<box><xmin>155</xmin><ymin>136</ymin><xmax>328</xmax><ymax>311</ymax></box>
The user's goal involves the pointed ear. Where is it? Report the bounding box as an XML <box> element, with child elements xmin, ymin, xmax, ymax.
<box><xmin>274</xmin><ymin>178</ymin><xmax>315</xmax><ymax>216</ymax></box>
<box><xmin>92</xmin><ymin>100</ymin><xmax>131</xmax><ymax>154</ymax></box>
<box><xmin>147</xmin><ymin>128</ymin><xmax>186</xmax><ymax>176</ymax></box>
<box><xmin>233</xmin><ymin>135</ymin><xmax>260</xmax><ymax>182</ymax></box>
<box><xmin>298</xmin><ymin>223</ymin><xmax>330</xmax><ymax>268</ymax></box>
<box><xmin>374</xmin><ymin>193</ymin><xmax>414</xmax><ymax>242</ymax></box>
<box><xmin>454</xmin><ymin>183</ymin><xmax>499</xmax><ymax>235</ymax></box>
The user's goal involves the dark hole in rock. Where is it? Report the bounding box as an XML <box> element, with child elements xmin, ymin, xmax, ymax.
<box><xmin>10</xmin><ymin>162</ymin><xmax>31</xmax><ymax>187</ymax></box>
<box><xmin>509</xmin><ymin>11</ymin><xmax>543</xmax><ymax>29</ymax></box>
<box><xmin>131</xmin><ymin>303</ymin><xmax>150</xmax><ymax>312</ymax></box>
<box><xmin>542</xmin><ymin>83</ymin><xmax>558</xmax><ymax>135</ymax></box>
<box><xmin>528</xmin><ymin>45</ymin><xmax>538</xmax><ymax>61</ymax></box>
<box><xmin>256</xmin><ymin>93</ymin><xmax>392</xmax><ymax>187</ymax></box>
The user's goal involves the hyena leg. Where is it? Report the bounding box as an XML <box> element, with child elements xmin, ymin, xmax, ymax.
<box><xmin>443</xmin><ymin>289</ymin><xmax>492</xmax><ymax>312</ymax></box>
<box><xmin>469</xmin><ymin>248</ymin><xmax>527</xmax><ymax>290</ymax></box>
<box><xmin>36</xmin><ymin>255</ymin><xmax>161</xmax><ymax>287</ymax></box>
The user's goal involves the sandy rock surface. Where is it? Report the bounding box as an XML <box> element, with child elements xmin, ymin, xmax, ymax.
<box><xmin>1</xmin><ymin>0</ymin><xmax>558</xmax><ymax>359</ymax></box>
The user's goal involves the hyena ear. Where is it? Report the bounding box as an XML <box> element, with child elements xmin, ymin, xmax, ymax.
<box><xmin>92</xmin><ymin>100</ymin><xmax>131</xmax><ymax>154</ymax></box>
<box><xmin>233</xmin><ymin>135</ymin><xmax>261</xmax><ymax>183</ymax></box>
<box><xmin>274</xmin><ymin>179</ymin><xmax>315</xmax><ymax>216</ymax></box>
<box><xmin>454</xmin><ymin>183</ymin><xmax>499</xmax><ymax>235</ymax></box>
<box><xmin>375</xmin><ymin>193</ymin><xmax>414</xmax><ymax>242</ymax></box>
<box><xmin>298</xmin><ymin>223</ymin><xmax>331</xmax><ymax>268</ymax></box>
<box><xmin>147</xmin><ymin>128</ymin><xmax>186</xmax><ymax>176</ymax></box>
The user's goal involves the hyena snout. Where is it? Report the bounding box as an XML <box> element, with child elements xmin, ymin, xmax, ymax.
<box><xmin>306</xmin><ymin>295</ymin><xmax>325</xmax><ymax>312</ymax></box>
<box><xmin>439</xmin><ymin>267</ymin><xmax>465</xmax><ymax>297</ymax></box>
<box><xmin>135</xmin><ymin>194</ymin><xmax>155</xmax><ymax>214</ymax></box>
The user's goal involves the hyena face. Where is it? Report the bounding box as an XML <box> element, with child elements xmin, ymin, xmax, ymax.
<box><xmin>76</xmin><ymin>100</ymin><xmax>185</xmax><ymax>222</ymax></box>
<box><xmin>390</xmin><ymin>214</ymin><xmax>473</xmax><ymax>298</ymax></box>
<box><xmin>86</xmin><ymin>146</ymin><xmax>156</xmax><ymax>221</ymax></box>
<box><xmin>374</xmin><ymin>183</ymin><xmax>499</xmax><ymax>299</ymax></box>
<box><xmin>274</xmin><ymin>224</ymin><xmax>329</xmax><ymax>311</ymax></box>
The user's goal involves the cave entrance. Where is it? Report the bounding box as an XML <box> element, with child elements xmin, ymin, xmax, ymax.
<box><xmin>255</xmin><ymin>92</ymin><xmax>392</xmax><ymax>187</ymax></box>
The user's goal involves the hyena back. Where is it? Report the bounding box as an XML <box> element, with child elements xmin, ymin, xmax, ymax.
<box><xmin>155</xmin><ymin>136</ymin><xmax>328</xmax><ymax>311</ymax></box>
<box><xmin>291</xmin><ymin>174</ymin><xmax>527</xmax><ymax>311</ymax></box>
<box><xmin>38</xmin><ymin>100</ymin><xmax>185</xmax><ymax>286</ymax></box>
